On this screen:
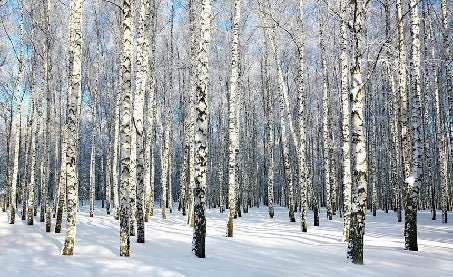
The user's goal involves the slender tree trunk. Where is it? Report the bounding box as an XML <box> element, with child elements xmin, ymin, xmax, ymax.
<box><xmin>192</xmin><ymin>0</ymin><xmax>211</xmax><ymax>258</ymax></box>
<box><xmin>297</xmin><ymin>0</ymin><xmax>308</xmax><ymax>232</ymax></box>
<box><xmin>61</xmin><ymin>0</ymin><xmax>83</xmax><ymax>256</ymax></box>
<box><xmin>340</xmin><ymin>0</ymin><xmax>352</xmax><ymax>241</ymax></box>
<box><xmin>112</xmin><ymin>94</ymin><xmax>120</xmax><ymax>220</ymax></box>
<box><xmin>396</xmin><ymin>0</ymin><xmax>410</xmax><ymax>190</ymax></box>
<box><xmin>119</xmin><ymin>0</ymin><xmax>132</xmax><ymax>257</ymax></box>
<box><xmin>440</xmin><ymin>0</ymin><xmax>450</xmax><ymax>224</ymax></box>
<box><xmin>55</xmin><ymin>120</ymin><xmax>67</xmax><ymax>233</ymax></box>
<box><xmin>9</xmin><ymin>1</ymin><xmax>24</xmax><ymax>225</ymax></box>
<box><xmin>187</xmin><ymin>0</ymin><xmax>199</xmax><ymax>228</ymax></box>
<box><xmin>129</xmin><ymin>103</ymin><xmax>137</xmax><ymax>235</ymax></box>
<box><xmin>106</xmin><ymin>149</ymin><xmax>111</xmax><ymax>215</ymax></box>
<box><xmin>43</xmin><ymin>0</ymin><xmax>53</xmax><ymax>232</ymax></box>
<box><xmin>404</xmin><ymin>0</ymin><xmax>422</xmax><ymax>251</ymax></box>
<box><xmin>134</xmin><ymin>0</ymin><xmax>150</xmax><ymax>243</ymax></box>
<box><xmin>347</xmin><ymin>0</ymin><xmax>368</xmax><ymax>265</ymax></box>
<box><xmin>227</xmin><ymin>0</ymin><xmax>241</xmax><ymax>238</ymax></box>
<box><xmin>145</xmin><ymin>1</ymin><xmax>157</xmax><ymax>220</ymax></box>
<box><xmin>89</xmin><ymin>81</ymin><xmax>98</xmax><ymax>218</ymax></box>
<box><xmin>27</xmin><ymin>15</ymin><xmax>38</xmax><ymax>226</ymax></box>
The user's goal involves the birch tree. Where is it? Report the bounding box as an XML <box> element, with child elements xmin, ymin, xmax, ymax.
<box><xmin>89</xmin><ymin>65</ymin><xmax>98</xmax><ymax>218</ymax></box>
<box><xmin>9</xmin><ymin>0</ymin><xmax>24</xmax><ymax>225</ymax></box>
<box><xmin>227</xmin><ymin>0</ymin><xmax>241</xmax><ymax>238</ymax></box>
<box><xmin>134</xmin><ymin>0</ymin><xmax>150</xmax><ymax>243</ymax></box>
<box><xmin>347</xmin><ymin>0</ymin><xmax>368</xmax><ymax>265</ymax></box>
<box><xmin>144</xmin><ymin>0</ymin><xmax>157</xmax><ymax>222</ymax></box>
<box><xmin>192</xmin><ymin>0</ymin><xmax>211</xmax><ymax>258</ymax></box>
<box><xmin>113</xmin><ymin>94</ymin><xmax>120</xmax><ymax>220</ymax></box>
<box><xmin>340</xmin><ymin>0</ymin><xmax>352</xmax><ymax>241</ymax></box>
<box><xmin>62</xmin><ymin>0</ymin><xmax>83</xmax><ymax>256</ymax></box>
<box><xmin>187</xmin><ymin>0</ymin><xmax>200</xmax><ymax>228</ymax></box>
<box><xmin>27</xmin><ymin>9</ymin><xmax>38</xmax><ymax>226</ymax></box>
<box><xmin>43</xmin><ymin>0</ymin><xmax>52</xmax><ymax>233</ymax></box>
<box><xmin>440</xmin><ymin>0</ymin><xmax>450</xmax><ymax>224</ymax></box>
<box><xmin>404</xmin><ymin>0</ymin><xmax>422</xmax><ymax>252</ymax></box>
<box><xmin>120</xmin><ymin>0</ymin><xmax>133</xmax><ymax>257</ymax></box>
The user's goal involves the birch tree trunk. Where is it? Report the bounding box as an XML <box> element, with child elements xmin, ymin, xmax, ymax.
<box><xmin>440</xmin><ymin>0</ymin><xmax>451</xmax><ymax>224</ymax></box>
<box><xmin>161</xmin><ymin>120</ymin><xmax>169</xmax><ymax>220</ymax></box>
<box><xmin>61</xmin><ymin>0</ymin><xmax>83</xmax><ymax>256</ymax></box>
<box><xmin>340</xmin><ymin>0</ymin><xmax>352</xmax><ymax>241</ymax></box>
<box><xmin>55</xmin><ymin>123</ymin><xmax>67</xmax><ymax>233</ymax></box>
<box><xmin>134</xmin><ymin>0</ymin><xmax>150</xmax><ymax>243</ymax></box>
<box><xmin>27</xmin><ymin>102</ymin><xmax>36</xmax><ymax>226</ymax></box>
<box><xmin>27</xmin><ymin>16</ymin><xmax>38</xmax><ymax>226</ymax></box>
<box><xmin>297</xmin><ymin>0</ymin><xmax>308</xmax><ymax>232</ymax></box>
<box><xmin>89</xmin><ymin>79</ymin><xmax>98</xmax><ymax>218</ymax></box>
<box><xmin>43</xmin><ymin>0</ymin><xmax>52</xmax><ymax>232</ymax></box>
<box><xmin>113</xmin><ymin>94</ymin><xmax>120</xmax><ymax>220</ymax></box>
<box><xmin>192</xmin><ymin>0</ymin><xmax>211</xmax><ymax>258</ymax></box>
<box><xmin>145</xmin><ymin>0</ymin><xmax>157</xmax><ymax>222</ymax></box>
<box><xmin>106</xmin><ymin>149</ymin><xmax>111</xmax><ymax>215</ymax></box>
<box><xmin>396</xmin><ymin>0</ymin><xmax>410</xmax><ymax>188</ymax></box>
<box><xmin>130</xmin><ymin>107</ymin><xmax>137</xmax><ymax>235</ymax></box>
<box><xmin>404</xmin><ymin>0</ymin><xmax>422</xmax><ymax>251</ymax></box>
<box><xmin>187</xmin><ymin>0</ymin><xmax>199</xmax><ymax>228</ymax></box>
<box><xmin>227</xmin><ymin>0</ymin><xmax>241</xmax><ymax>238</ymax></box>
<box><xmin>9</xmin><ymin>1</ymin><xmax>24</xmax><ymax>225</ymax></box>
<box><xmin>119</xmin><ymin>0</ymin><xmax>133</xmax><ymax>257</ymax></box>
<box><xmin>347</xmin><ymin>0</ymin><xmax>368</xmax><ymax>265</ymax></box>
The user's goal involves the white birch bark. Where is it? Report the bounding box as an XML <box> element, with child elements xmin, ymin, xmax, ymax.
<box><xmin>61</xmin><ymin>0</ymin><xmax>83</xmax><ymax>256</ymax></box>
<box><xmin>27</xmin><ymin>101</ymin><xmax>36</xmax><ymax>226</ymax></box>
<box><xmin>113</xmin><ymin>94</ymin><xmax>120</xmax><ymax>220</ymax></box>
<box><xmin>135</xmin><ymin>0</ymin><xmax>149</xmax><ymax>243</ymax></box>
<box><xmin>227</xmin><ymin>0</ymin><xmax>241</xmax><ymax>238</ymax></box>
<box><xmin>297</xmin><ymin>0</ymin><xmax>308</xmax><ymax>232</ymax></box>
<box><xmin>161</xmin><ymin>120</ymin><xmax>169</xmax><ymax>219</ymax></box>
<box><xmin>340</xmin><ymin>0</ymin><xmax>352</xmax><ymax>241</ymax></box>
<box><xmin>144</xmin><ymin>0</ymin><xmax>157</xmax><ymax>222</ymax></box>
<box><xmin>106</xmin><ymin>149</ymin><xmax>111</xmax><ymax>215</ymax></box>
<box><xmin>89</xmin><ymin>79</ymin><xmax>98</xmax><ymax>218</ymax></box>
<box><xmin>396</xmin><ymin>0</ymin><xmax>410</xmax><ymax>185</ymax></box>
<box><xmin>43</xmin><ymin>0</ymin><xmax>52</xmax><ymax>232</ymax></box>
<box><xmin>347</xmin><ymin>0</ymin><xmax>368</xmax><ymax>264</ymax></box>
<box><xmin>27</xmin><ymin>16</ymin><xmax>38</xmax><ymax>225</ymax></box>
<box><xmin>192</xmin><ymin>0</ymin><xmax>211</xmax><ymax>258</ymax></box>
<box><xmin>129</xmin><ymin>114</ymin><xmax>136</xmax><ymax>235</ymax></box>
<box><xmin>119</xmin><ymin>0</ymin><xmax>133</xmax><ymax>257</ymax></box>
<box><xmin>55</xmin><ymin>123</ymin><xmax>67</xmax><ymax>233</ymax></box>
<box><xmin>187</xmin><ymin>0</ymin><xmax>200</xmax><ymax>228</ymax></box>
<box><xmin>404</xmin><ymin>0</ymin><xmax>422</xmax><ymax>251</ymax></box>
<box><xmin>9</xmin><ymin>1</ymin><xmax>24</xmax><ymax>225</ymax></box>
<box><xmin>440</xmin><ymin>0</ymin><xmax>451</xmax><ymax>224</ymax></box>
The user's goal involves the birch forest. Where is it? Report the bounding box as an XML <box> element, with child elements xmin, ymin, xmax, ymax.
<box><xmin>0</xmin><ymin>0</ymin><xmax>452</xmax><ymax>274</ymax></box>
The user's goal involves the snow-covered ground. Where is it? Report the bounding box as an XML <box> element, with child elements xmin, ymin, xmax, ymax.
<box><xmin>1</xmin><ymin>203</ymin><xmax>452</xmax><ymax>276</ymax></box>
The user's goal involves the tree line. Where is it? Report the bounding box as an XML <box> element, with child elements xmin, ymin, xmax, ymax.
<box><xmin>0</xmin><ymin>0</ymin><xmax>451</xmax><ymax>264</ymax></box>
